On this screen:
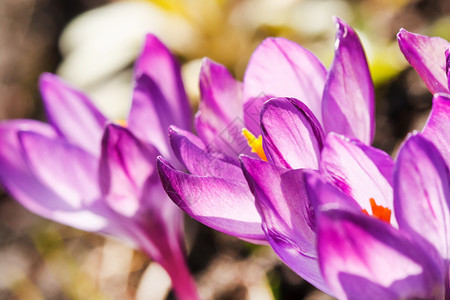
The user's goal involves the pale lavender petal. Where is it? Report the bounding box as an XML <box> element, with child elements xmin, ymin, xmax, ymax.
<box><xmin>195</xmin><ymin>58</ymin><xmax>248</xmax><ymax>157</ymax></box>
<box><xmin>243</xmin><ymin>37</ymin><xmax>327</xmax><ymax>124</ymax></box>
<box><xmin>318</xmin><ymin>208</ymin><xmax>445</xmax><ymax>300</ymax></box>
<box><xmin>320</xmin><ymin>133</ymin><xmax>395</xmax><ymax>222</ymax></box>
<box><xmin>99</xmin><ymin>124</ymin><xmax>160</xmax><ymax>217</ymax></box>
<box><xmin>304</xmin><ymin>170</ymin><xmax>361</xmax><ymax>212</ymax></box>
<box><xmin>240</xmin><ymin>156</ymin><xmax>331</xmax><ymax>293</ymax></box>
<box><xmin>19</xmin><ymin>131</ymin><xmax>100</xmax><ymax>207</ymax></box>
<box><xmin>422</xmin><ymin>93</ymin><xmax>450</xmax><ymax>167</ymax></box>
<box><xmin>394</xmin><ymin>133</ymin><xmax>450</xmax><ymax>260</ymax></box>
<box><xmin>322</xmin><ymin>17</ymin><xmax>375</xmax><ymax>144</ymax></box>
<box><xmin>134</xmin><ymin>34</ymin><xmax>192</xmax><ymax>131</ymax></box>
<box><xmin>169</xmin><ymin>126</ymin><xmax>244</xmax><ymax>181</ymax></box>
<box><xmin>243</xmin><ymin>93</ymin><xmax>272</xmax><ymax>136</ymax></box>
<box><xmin>397</xmin><ymin>29</ymin><xmax>449</xmax><ymax>94</ymax></box>
<box><xmin>39</xmin><ymin>73</ymin><xmax>107</xmax><ymax>156</ymax></box>
<box><xmin>0</xmin><ymin>120</ymin><xmax>110</xmax><ymax>232</ymax></box>
<box><xmin>157</xmin><ymin>157</ymin><xmax>265</xmax><ymax>241</ymax></box>
<box><xmin>355</xmin><ymin>141</ymin><xmax>395</xmax><ymax>186</ymax></box>
<box><xmin>198</xmin><ymin>58</ymin><xmax>243</xmax><ymax>121</ymax></box>
<box><xmin>127</xmin><ymin>74</ymin><xmax>172</xmax><ymax>158</ymax></box>
<box><xmin>261</xmin><ymin>97</ymin><xmax>324</xmax><ymax>169</ymax></box>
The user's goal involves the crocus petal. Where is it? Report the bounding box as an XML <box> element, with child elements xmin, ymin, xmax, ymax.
<box><xmin>124</xmin><ymin>170</ymin><xmax>185</xmax><ymax>264</ymax></box>
<box><xmin>0</xmin><ymin>120</ymin><xmax>110</xmax><ymax>232</ymax></box>
<box><xmin>304</xmin><ymin>170</ymin><xmax>361</xmax><ymax>212</ymax></box>
<box><xmin>397</xmin><ymin>29</ymin><xmax>449</xmax><ymax>94</ymax></box>
<box><xmin>243</xmin><ymin>37</ymin><xmax>327</xmax><ymax>124</ymax></box>
<box><xmin>19</xmin><ymin>131</ymin><xmax>100</xmax><ymax>207</ymax></box>
<box><xmin>195</xmin><ymin>59</ymin><xmax>248</xmax><ymax>157</ymax></box>
<box><xmin>243</xmin><ymin>93</ymin><xmax>271</xmax><ymax>136</ymax></box>
<box><xmin>394</xmin><ymin>133</ymin><xmax>450</xmax><ymax>260</ymax></box>
<box><xmin>422</xmin><ymin>93</ymin><xmax>450</xmax><ymax>167</ymax></box>
<box><xmin>322</xmin><ymin>17</ymin><xmax>375</xmax><ymax>144</ymax></box>
<box><xmin>99</xmin><ymin>124</ymin><xmax>160</xmax><ymax>217</ymax></box>
<box><xmin>134</xmin><ymin>34</ymin><xmax>192</xmax><ymax>131</ymax></box>
<box><xmin>39</xmin><ymin>73</ymin><xmax>107</xmax><ymax>156</ymax></box>
<box><xmin>261</xmin><ymin>97</ymin><xmax>325</xmax><ymax>169</ymax></box>
<box><xmin>157</xmin><ymin>157</ymin><xmax>265</xmax><ymax>241</ymax></box>
<box><xmin>447</xmin><ymin>47</ymin><xmax>450</xmax><ymax>89</ymax></box>
<box><xmin>320</xmin><ymin>133</ymin><xmax>395</xmax><ymax>221</ymax></box>
<box><xmin>240</xmin><ymin>156</ymin><xmax>331</xmax><ymax>293</ymax></box>
<box><xmin>318</xmin><ymin>208</ymin><xmax>445</xmax><ymax>300</ymax></box>
<box><xmin>169</xmin><ymin>126</ymin><xmax>244</xmax><ymax>181</ymax></box>
<box><xmin>127</xmin><ymin>74</ymin><xmax>172</xmax><ymax>158</ymax></box>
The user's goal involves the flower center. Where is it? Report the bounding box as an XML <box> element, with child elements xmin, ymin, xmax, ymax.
<box><xmin>362</xmin><ymin>198</ymin><xmax>391</xmax><ymax>224</ymax></box>
<box><xmin>115</xmin><ymin>119</ymin><xmax>128</xmax><ymax>127</ymax></box>
<box><xmin>242</xmin><ymin>128</ymin><xmax>267</xmax><ymax>161</ymax></box>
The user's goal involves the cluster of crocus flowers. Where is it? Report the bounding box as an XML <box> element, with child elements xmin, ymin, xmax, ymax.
<box><xmin>158</xmin><ymin>19</ymin><xmax>450</xmax><ymax>299</ymax></box>
<box><xmin>0</xmin><ymin>35</ymin><xmax>199</xmax><ymax>299</ymax></box>
<box><xmin>1</xmin><ymin>14</ymin><xmax>449</xmax><ymax>299</ymax></box>
<box><xmin>241</xmin><ymin>90</ymin><xmax>450</xmax><ymax>298</ymax></box>
<box><xmin>157</xmin><ymin>17</ymin><xmax>375</xmax><ymax>246</ymax></box>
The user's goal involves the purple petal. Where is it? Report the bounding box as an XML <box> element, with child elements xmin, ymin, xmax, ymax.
<box><xmin>99</xmin><ymin>129</ymin><xmax>190</xmax><ymax>283</ymax></box>
<box><xmin>304</xmin><ymin>170</ymin><xmax>361</xmax><ymax>212</ymax></box>
<box><xmin>322</xmin><ymin>18</ymin><xmax>375</xmax><ymax>144</ymax></box>
<box><xmin>19</xmin><ymin>131</ymin><xmax>100</xmax><ymax>207</ymax></box>
<box><xmin>195</xmin><ymin>59</ymin><xmax>248</xmax><ymax>157</ymax></box>
<box><xmin>0</xmin><ymin>120</ymin><xmax>110</xmax><ymax>232</ymax></box>
<box><xmin>243</xmin><ymin>37</ymin><xmax>327</xmax><ymax>124</ymax></box>
<box><xmin>127</xmin><ymin>74</ymin><xmax>173</xmax><ymax>158</ymax></box>
<box><xmin>169</xmin><ymin>126</ymin><xmax>244</xmax><ymax>181</ymax></box>
<box><xmin>446</xmin><ymin>47</ymin><xmax>450</xmax><ymax>89</ymax></box>
<box><xmin>422</xmin><ymin>93</ymin><xmax>450</xmax><ymax>167</ymax></box>
<box><xmin>397</xmin><ymin>29</ymin><xmax>449</xmax><ymax>94</ymax></box>
<box><xmin>394</xmin><ymin>133</ymin><xmax>450</xmax><ymax>260</ymax></box>
<box><xmin>134</xmin><ymin>34</ymin><xmax>192</xmax><ymax>131</ymax></box>
<box><xmin>39</xmin><ymin>73</ymin><xmax>107</xmax><ymax>156</ymax></box>
<box><xmin>157</xmin><ymin>157</ymin><xmax>265</xmax><ymax>241</ymax></box>
<box><xmin>318</xmin><ymin>208</ymin><xmax>445</xmax><ymax>300</ymax></box>
<box><xmin>240</xmin><ymin>156</ymin><xmax>316</xmax><ymax>250</ymax></box>
<box><xmin>125</xmin><ymin>172</ymin><xmax>186</xmax><ymax>265</ymax></box>
<box><xmin>320</xmin><ymin>133</ymin><xmax>395</xmax><ymax>221</ymax></box>
<box><xmin>99</xmin><ymin>124</ymin><xmax>160</xmax><ymax>217</ymax></box>
<box><xmin>240</xmin><ymin>156</ymin><xmax>331</xmax><ymax>293</ymax></box>
<box><xmin>261</xmin><ymin>97</ymin><xmax>325</xmax><ymax>169</ymax></box>
<box><xmin>243</xmin><ymin>93</ymin><xmax>271</xmax><ymax>136</ymax></box>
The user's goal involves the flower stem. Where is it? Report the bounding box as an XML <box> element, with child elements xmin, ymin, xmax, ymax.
<box><xmin>164</xmin><ymin>254</ymin><xmax>200</xmax><ymax>300</ymax></box>
<box><xmin>137</xmin><ymin>231</ymin><xmax>200</xmax><ymax>300</ymax></box>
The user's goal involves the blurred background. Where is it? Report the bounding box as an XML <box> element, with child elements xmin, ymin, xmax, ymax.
<box><xmin>0</xmin><ymin>0</ymin><xmax>449</xmax><ymax>299</ymax></box>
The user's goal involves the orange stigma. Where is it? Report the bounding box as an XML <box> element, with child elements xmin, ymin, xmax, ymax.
<box><xmin>242</xmin><ymin>128</ymin><xmax>268</xmax><ymax>161</ymax></box>
<box><xmin>362</xmin><ymin>198</ymin><xmax>391</xmax><ymax>224</ymax></box>
<box><xmin>115</xmin><ymin>119</ymin><xmax>128</xmax><ymax>127</ymax></box>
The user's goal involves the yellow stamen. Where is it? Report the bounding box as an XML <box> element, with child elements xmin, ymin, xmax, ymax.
<box><xmin>242</xmin><ymin>128</ymin><xmax>268</xmax><ymax>161</ymax></box>
<box><xmin>115</xmin><ymin>119</ymin><xmax>128</xmax><ymax>127</ymax></box>
<box><xmin>362</xmin><ymin>198</ymin><xmax>391</xmax><ymax>224</ymax></box>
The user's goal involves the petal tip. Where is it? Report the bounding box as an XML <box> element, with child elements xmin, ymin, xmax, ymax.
<box><xmin>38</xmin><ymin>73</ymin><xmax>62</xmax><ymax>90</ymax></box>
<box><xmin>396</xmin><ymin>28</ymin><xmax>414</xmax><ymax>43</ymax></box>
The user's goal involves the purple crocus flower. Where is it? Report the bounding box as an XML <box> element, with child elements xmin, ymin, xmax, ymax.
<box><xmin>240</xmin><ymin>93</ymin><xmax>450</xmax><ymax>298</ymax></box>
<box><xmin>157</xmin><ymin>17</ymin><xmax>374</xmax><ymax>244</ymax></box>
<box><xmin>310</xmin><ymin>132</ymin><xmax>449</xmax><ymax>299</ymax></box>
<box><xmin>397</xmin><ymin>29</ymin><xmax>450</xmax><ymax>95</ymax></box>
<box><xmin>0</xmin><ymin>35</ymin><xmax>199</xmax><ymax>299</ymax></box>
